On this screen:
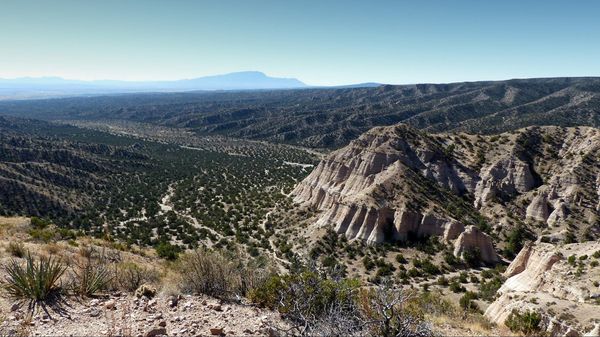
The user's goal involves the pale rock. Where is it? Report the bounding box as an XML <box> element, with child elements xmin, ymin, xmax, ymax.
<box><xmin>475</xmin><ymin>157</ymin><xmax>536</xmax><ymax>208</ymax></box>
<box><xmin>526</xmin><ymin>194</ymin><xmax>551</xmax><ymax>222</ymax></box>
<box><xmin>453</xmin><ymin>225</ymin><xmax>499</xmax><ymax>263</ymax></box>
<box><xmin>104</xmin><ymin>300</ymin><xmax>116</xmax><ymax>310</ymax></box>
<box><xmin>584</xmin><ymin>324</ymin><xmax>600</xmax><ymax>337</ymax></box>
<box><xmin>442</xmin><ymin>221</ymin><xmax>464</xmax><ymax>242</ymax></box>
<box><xmin>486</xmin><ymin>241</ymin><xmax>600</xmax><ymax>335</ymax></box>
<box><xmin>547</xmin><ymin>202</ymin><xmax>569</xmax><ymax>227</ymax></box>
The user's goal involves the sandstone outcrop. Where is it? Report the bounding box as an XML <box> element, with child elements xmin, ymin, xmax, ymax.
<box><xmin>293</xmin><ymin>124</ymin><xmax>599</xmax><ymax>253</ymax></box>
<box><xmin>485</xmin><ymin>241</ymin><xmax>600</xmax><ymax>336</ymax></box>
<box><xmin>526</xmin><ymin>194</ymin><xmax>551</xmax><ymax>223</ymax></box>
<box><xmin>474</xmin><ymin>157</ymin><xmax>537</xmax><ymax>208</ymax></box>
<box><xmin>452</xmin><ymin>225</ymin><xmax>499</xmax><ymax>263</ymax></box>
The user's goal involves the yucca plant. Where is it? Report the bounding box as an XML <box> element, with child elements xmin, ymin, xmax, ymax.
<box><xmin>72</xmin><ymin>259</ymin><xmax>112</xmax><ymax>297</ymax></box>
<box><xmin>3</xmin><ymin>253</ymin><xmax>66</xmax><ymax>303</ymax></box>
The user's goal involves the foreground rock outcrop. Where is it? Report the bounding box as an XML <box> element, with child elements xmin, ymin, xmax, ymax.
<box><xmin>293</xmin><ymin>124</ymin><xmax>599</xmax><ymax>257</ymax></box>
<box><xmin>485</xmin><ymin>241</ymin><xmax>600</xmax><ymax>336</ymax></box>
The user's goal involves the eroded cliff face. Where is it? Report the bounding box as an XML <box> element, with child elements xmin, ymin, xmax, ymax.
<box><xmin>485</xmin><ymin>241</ymin><xmax>600</xmax><ymax>336</ymax></box>
<box><xmin>292</xmin><ymin>124</ymin><xmax>600</xmax><ymax>259</ymax></box>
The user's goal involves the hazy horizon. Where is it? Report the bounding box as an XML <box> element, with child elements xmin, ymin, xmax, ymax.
<box><xmin>2</xmin><ymin>0</ymin><xmax>600</xmax><ymax>85</ymax></box>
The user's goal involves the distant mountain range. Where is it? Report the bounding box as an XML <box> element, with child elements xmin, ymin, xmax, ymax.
<box><xmin>2</xmin><ymin>77</ymin><xmax>598</xmax><ymax>148</ymax></box>
<box><xmin>0</xmin><ymin>71</ymin><xmax>309</xmax><ymax>99</ymax></box>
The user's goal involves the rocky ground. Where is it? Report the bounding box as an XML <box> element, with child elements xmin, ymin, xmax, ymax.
<box><xmin>0</xmin><ymin>293</ymin><xmax>284</xmax><ymax>337</ymax></box>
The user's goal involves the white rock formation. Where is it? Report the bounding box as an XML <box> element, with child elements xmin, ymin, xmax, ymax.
<box><xmin>293</xmin><ymin>124</ymin><xmax>599</xmax><ymax>250</ymax></box>
<box><xmin>452</xmin><ymin>225</ymin><xmax>499</xmax><ymax>263</ymax></box>
<box><xmin>485</xmin><ymin>241</ymin><xmax>600</xmax><ymax>336</ymax></box>
<box><xmin>526</xmin><ymin>194</ymin><xmax>551</xmax><ymax>223</ymax></box>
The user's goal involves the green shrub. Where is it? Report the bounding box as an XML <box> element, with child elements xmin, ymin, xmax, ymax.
<box><xmin>463</xmin><ymin>248</ymin><xmax>482</xmax><ymax>267</ymax></box>
<box><xmin>362</xmin><ymin>256</ymin><xmax>375</xmax><ymax>270</ymax></box>
<box><xmin>3</xmin><ymin>253</ymin><xmax>66</xmax><ymax>305</ymax></box>
<box><xmin>57</xmin><ymin>228</ymin><xmax>78</xmax><ymax>241</ymax></box>
<box><xmin>28</xmin><ymin>228</ymin><xmax>56</xmax><ymax>243</ymax></box>
<box><xmin>505</xmin><ymin>309</ymin><xmax>542</xmax><ymax>335</ymax></box>
<box><xmin>443</xmin><ymin>251</ymin><xmax>459</xmax><ymax>266</ymax></box>
<box><xmin>449</xmin><ymin>280</ymin><xmax>465</xmax><ymax>293</ymax></box>
<box><xmin>395</xmin><ymin>253</ymin><xmax>407</xmax><ymax>264</ymax></box>
<box><xmin>480</xmin><ymin>269</ymin><xmax>496</xmax><ymax>279</ymax></box>
<box><xmin>564</xmin><ymin>231</ymin><xmax>577</xmax><ymax>244</ymax></box>
<box><xmin>375</xmin><ymin>263</ymin><xmax>395</xmax><ymax>279</ymax></box>
<box><xmin>421</xmin><ymin>259</ymin><xmax>441</xmax><ymax>275</ymax></box>
<box><xmin>178</xmin><ymin>249</ymin><xmax>236</xmax><ymax>297</ymax></box>
<box><xmin>504</xmin><ymin>225</ymin><xmax>533</xmax><ymax>258</ymax></box>
<box><xmin>478</xmin><ymin>276</ymin><xmax>504</xmax><ymax>301</ymax></box>
<box><xmin>30</xmin><ymin>217</ymin><xmax>51</xmax><ymax>229</ymax></box>
<box><xmin>249</xmin><ymin>270</ymin><xmax>359</xmax><ymax>315</ymax></box>
<box><xmin>437</xmin><ymin>276</ymin><xmax>449</xmax><ymax>286</ymax></box>
<box><xmin>178</xmin><ymin>249</ymin><xmax>270</xmax><ymax>300</ymax></box>
<box><xmin>459</xmin><ymin>291</ymin><xmax>479</xmax><ymax>311</ymax></box>
<box><xmin>155</xmin><ymin>242</ymin><xmax>180</xmax><ymax>260</ymax></box>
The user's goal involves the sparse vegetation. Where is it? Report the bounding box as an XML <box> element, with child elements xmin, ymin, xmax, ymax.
<box><xmin>459</xmin><ymin>291</ymin><xmax>479</xmax><ymax>312</ymax></box>
<box><xmin>505</xmin><ymin>309</ymin><xmax>543</xmax><ymax>335</ymax></box>
<box><xmin>113</xmin><ymin>262</ymin><xmax>160</xmax><ymax>292</ymax></box>
<box><xmin>71</xmin><ymin>254</ymin><xmax>112</xmax><ymax>297</ymax></box>
<box><xmin>3</xmin><ymin>253</ymin><xmax>66</xmax><ymax>308</ymax></box>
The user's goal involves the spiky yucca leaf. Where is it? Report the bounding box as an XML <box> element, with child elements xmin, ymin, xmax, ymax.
<box><xmin>73</xmin><ymin>261</ymin><xmax>112</xmax><ymax>297</ymax></box>
<box><xmin>3</xmin><ymin>253</ymin><xmax>66</xmax><ymax>302</ymax></box>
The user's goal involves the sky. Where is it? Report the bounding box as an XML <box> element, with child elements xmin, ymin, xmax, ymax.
<box><xmin>1</xmin><ymin>0</ymin><xmax>599</xmax><ymax>86</ymax></box>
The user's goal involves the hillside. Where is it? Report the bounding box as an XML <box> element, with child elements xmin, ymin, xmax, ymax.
<box><xmin>1</xmin><ymin>77</ymin><xmax>599</xmax><ymax>148</ymax></box>
<box><xmin>0</xmin><ymin>216</ymin><xmax>510</xmax><ymax>337</ymax></box>
<box><xmin>292</xmin><ymin>124</ymin><xmax>599</xmax><ymax>254</ymax></box>
<box><xmin>0</xmin><ymin>116</ymin><xmax>151</xmax><ymax>218</ymax></box>
<box><xmin>284</xmin><ymin>123</ymin><xmax>600</xmax><ymax>334</ymax></box>
<box><xmin>0</xmin><ymin>116</ymin><xmax>316</xmax><ymax>253</ymax></box>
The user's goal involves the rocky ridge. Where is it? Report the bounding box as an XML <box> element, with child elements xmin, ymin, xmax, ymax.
<box><xmin>293</xmin><ymin>124</ymin><xmax>600</xmax><ymax>260</ymax></box>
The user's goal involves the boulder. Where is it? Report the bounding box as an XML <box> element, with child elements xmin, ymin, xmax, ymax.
<box><xmin>526</xmin><ymin>195</ymin><xmax>551</xmax><ymax>222</ymax></box>
<box><xmin>453</xmin><ymin>225</ymin><xmax>499</xmax><ymax>263</ymax></box>
<box><xmin>210</xmin><ymin>327</ymin><xmax>224</xmax><ymax>335</ymax></box>
<box><xmin>135</xmin><ymin>284</ymin><xmax>157</xmax><ymax>299</ymax></box>
<box><xmin>144</xmin><ymin>327</ymin><xmax>167</xmax><ymax>337</ymax></box>
<box><xmin>104</xmin><ymin>300</ymin><xmax>116</xmax><ymax>310</ymax></box>
<box><xmin>546</xmin><ymin>202</ymin><xmax>568</xmax><ymax>227</ymax></box>
<box><xmin>442</xmin><ymin>221</ymin><xmax>464</xmax><ymax>242</ymax></box>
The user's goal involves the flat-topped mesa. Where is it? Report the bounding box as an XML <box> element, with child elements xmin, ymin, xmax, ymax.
<box><xmin>293</xmin><ymin>124</ymin><xmax>600</xmax><ymax>248</ymax></box>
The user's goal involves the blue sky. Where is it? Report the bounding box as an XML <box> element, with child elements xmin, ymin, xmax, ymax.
<box><xmin>1</xmin><ymin>0</ymin><xmax>599</xmax><ymax>85</ymax></box>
